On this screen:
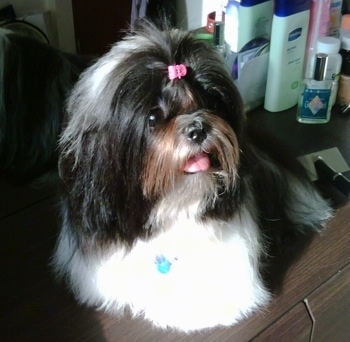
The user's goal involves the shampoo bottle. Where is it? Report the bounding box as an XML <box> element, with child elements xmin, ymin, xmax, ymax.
<box><xmin>237</xmin><ymin>0</ymin><xmax>273</xmax><ymax>51</ymax></box>
<box><xmin>296</xmin><ymin>53</ymin><xmax>333</xmax><ymax>123</ymax></box>
<box><xmin>264</xmin><ymin>0</ymin><xmax>311</xmax><ymax>112</ymax></box>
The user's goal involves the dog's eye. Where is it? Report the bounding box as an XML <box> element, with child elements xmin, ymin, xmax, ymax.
<box><xmin>149</xmin><ymin>114</ymin><xmax>157</xmax><ymax>128</ymax></box>
<box><xmin>149</xmin><ymin>108</ymin><xmax>163</xmax><ymax>129</ymax></box>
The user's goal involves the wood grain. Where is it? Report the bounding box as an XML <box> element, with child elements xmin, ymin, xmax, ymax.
<box><xmin>1</xmin><ymin>106</ymin><xmax>349</xmax><ymax>341</ymax></box>
<box><xmin>252</xmin><ymin>303</ymin><xmax>312</xmax><ymax>342</ymax></box>
<box><xmin>309</xmin><ymin>264</ymin><xmax>350</xmax><ymax>342</ymax></box>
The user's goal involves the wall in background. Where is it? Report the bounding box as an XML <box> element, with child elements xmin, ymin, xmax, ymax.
<box><xmin>0</xmin><ymin>0</ymin><xmax>76</xmax><ymax>52</ymax></box>
<box><xmin>0</xmin><ymin>0</ymin><xmax>44</xmax><ymax>16</ymax></box>
<box><xmin>49</xmin><ymin>0</ymin><xmax>75</xmax><ymax>52</ymax></box>
<box><xmin>1</xmin><ymin>0</ymin><xmax>226</xmax><ymax>51</ymax></box>
<box><xmin>176</xmin><ymin>0</ymin><xmax>223</xmax><ymax>30</ymax></box>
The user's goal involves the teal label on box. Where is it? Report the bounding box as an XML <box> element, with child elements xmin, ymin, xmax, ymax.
<box><xmin>300</xmin><ymin>88</ymin><xmax>330</xmax><ymax>119</ymax></box>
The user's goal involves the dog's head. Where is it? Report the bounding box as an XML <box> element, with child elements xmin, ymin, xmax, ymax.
<box><xmin>60</xmin><ymin>22</ymin><xmax>245</xmax><ymax>245</ymax></box>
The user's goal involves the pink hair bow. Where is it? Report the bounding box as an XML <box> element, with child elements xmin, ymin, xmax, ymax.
<box><xmin>168</xmin><ymin>64</ymin><xmax>187</xmax><ymax>80</ymax></box>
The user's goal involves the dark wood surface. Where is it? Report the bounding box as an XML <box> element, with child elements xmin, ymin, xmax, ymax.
<box><xmin>252</xmin><ymin>302</ymin><xmax>312</xmax><ymax>341</ymax></box>
<box><xmin>309</xmin><ymin>264</ymin><xmax>350</xmax><ymax>342</ymax></box>
<box><xmin>1</xmin><ymin>106</ymin><xmax>350</xmax><ymax>341</ymax></box>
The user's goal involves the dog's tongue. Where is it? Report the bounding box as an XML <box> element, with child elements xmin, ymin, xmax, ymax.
<box><xmin>183</xmin><ymin>152</ymin><xmax>210</xmax><ymax>173</ymax></box>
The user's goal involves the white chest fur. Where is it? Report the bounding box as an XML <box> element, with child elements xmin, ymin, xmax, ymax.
<box><xmin>60</xmin><ymin>206</ymin><xmax>271</xmax><ymax>332</ymax></box>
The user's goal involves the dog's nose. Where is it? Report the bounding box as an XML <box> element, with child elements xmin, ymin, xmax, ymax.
<box><xmin>186</xmin><ymin>121</ymin><xmax>207</xmax><ymax>144</ymax></box>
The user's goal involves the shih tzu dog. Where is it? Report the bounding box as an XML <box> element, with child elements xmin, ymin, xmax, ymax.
<box><xmin>0</xmin><ymin>28</ymin><xmax>91</xmax><ymax>182</ymax></box>
<box><xmin>52</xmin><ymin>21</ymin><xmax>332</xmax><ymax>332</ymax></box>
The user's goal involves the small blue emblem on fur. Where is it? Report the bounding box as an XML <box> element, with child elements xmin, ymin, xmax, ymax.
<box><xmin>155</xmin><ymin>255</ymin><xmax>171</xmax><ymax>274</ymax></box>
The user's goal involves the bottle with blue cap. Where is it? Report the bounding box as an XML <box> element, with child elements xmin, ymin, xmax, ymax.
<box><xmin>264</xmin><ymin>0</ymin><xmax>311</xmax><ymax>112</ymax></box>
<box><xmin>237</xmin><ymin>0</ymin><xmax>273</xmax><ymax>51</ymax></box>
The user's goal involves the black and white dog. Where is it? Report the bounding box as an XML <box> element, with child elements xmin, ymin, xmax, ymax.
<box><xmin>2</xmin><ymin>22</ymin><xmax>331</xmax><ymax>331</ymax></box>
<box><xmin>51</xmin><ymin>22</ymin><xmax>332</xmax><ymax>331</ymax></box>
<box><xmin>0</xmin><ymin>28</ymin><xmax>91</xmax><ymax>181</ymax></box>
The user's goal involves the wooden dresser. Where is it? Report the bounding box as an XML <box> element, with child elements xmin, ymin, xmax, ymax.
<box><xmin>1</xmin><ymin>106</ymin><xmax>349</xmax><ymax>341</ymax></box>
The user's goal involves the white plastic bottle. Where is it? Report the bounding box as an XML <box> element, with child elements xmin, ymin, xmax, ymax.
<box><xmin>303</xmin><ymin>0</ymin><xmax>332</xmax><ymax>79</ymax></box>
<box><xmin>315</xmin><ymin>37</ymin><xmax>342</xmax><ymax>105</ymax></box>
<box><xmin>237</xmin><ymin>0</ymin><xmax>273</xmax><ymax>51</ymax></box>
<box><xmin>264</xmin><ymin>0</ymin><xmax>310</xmax><ymax>112</ymax></box>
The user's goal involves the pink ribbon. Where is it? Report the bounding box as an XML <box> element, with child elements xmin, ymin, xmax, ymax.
<box><xmin>168</xmin><ymin>64</ymin><xmax>187</xmax><ymax>80</ymax></box>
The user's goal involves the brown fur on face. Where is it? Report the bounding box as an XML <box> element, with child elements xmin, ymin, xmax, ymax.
<box><xmin>142</xmin><ymin>111</ymin><xmax>240</xmax><ymax>199</ymax></box>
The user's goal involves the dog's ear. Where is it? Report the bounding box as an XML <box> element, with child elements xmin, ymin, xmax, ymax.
<box><xmin>59</xmin><ymin>121</ymin><xmax>153</xmax><ymax>246</ymax></box>
<box><xmin>59</xmin><ymin>72</ymin><xmax>153</xmax><ymax>246</ymax></box>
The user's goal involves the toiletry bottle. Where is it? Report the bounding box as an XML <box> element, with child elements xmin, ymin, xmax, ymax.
<box><xmin>297</xmin><ymin>53</ymin><xmax>333</xmax><ymax>123</ymax></box>
<box><xmin>315</xmin><ymin>36</ymin><xmax>342</xmax><ymax>105</ymax></box>
<box><xmin>234</xmin><ymin>0</ymin><xmax>273</xmax><ymax>80</ymax></box>
<box><xmin>264</xmin><ymin>0</ymin><xmax>311</xmax><ymax>112</ymax></box>
<box><xmin>336</xmin><ymin>31</ymin><xmax>350</xmax><ymax>105</ymax></box>
<box><xmin>237</xmin><ymin>0</ymin><xmax>273</xmax><ymax>51</ymax></box>
<box><xmin>224</xmin><ymin>0</ymin><xmax>240</xmax><ymax>53</ymax></box>
<box><xmin>340</xmin><ymin>13</ymin><xmax>350</xmax><ymax>29</ymax></box>
<box><xmin>214</xmin><ymin>21</ymin><xmax>226</xmax><ymax>57</ymax></box>
<box><xmin>329</xmin><ymin>0</ymin><xmax>343</xmax><ymax>37</ymax></box>
<box><xmin>304</xmin><ymin>0</ymin><xmax>332</xmax><ymax>78</ymax></box>
<box><xmin>224</xmin><ymin>0</ymin><xmax>240</xmax><ymax>71</ymax></box>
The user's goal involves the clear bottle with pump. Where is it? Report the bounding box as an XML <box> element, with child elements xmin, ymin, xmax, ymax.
<box><xmin>297</xmin><ymin>53</ymin><xmax>333</xmax><ymax>123</ymax></box>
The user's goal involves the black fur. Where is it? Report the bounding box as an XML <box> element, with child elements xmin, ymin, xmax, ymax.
<box><xmin>59</xmin><ymin>24</ymin><xmax>245</xmax><ymax>246</ymax></box>
<box><xmin>0</xmin><ymin>22</ymin><xmax>331</xmax><ymax>329</ymax></box>
<box><xmin>58</xmin><ymin>21</ymin><xmax>330</xmax><ymax>249</ymax></box>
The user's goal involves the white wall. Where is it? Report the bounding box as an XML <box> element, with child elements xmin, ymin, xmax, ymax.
<box><xmin>176</xmin><ymin>0</ymin><xmax>224</xmax><ymax>30</ymax></box>
<box><xmin>0</xmin><ymin>0</ymin><xmax>76</xmax><ymax>52</ymax></box>
<box><xmin>48</xmin><ymin>0</ymin><xmax>76</xmax><ymax>52</ymax></box>
<box><xmin>1</xmin><ymin>0</ymin><xmax>226</xmax><ymax>51</ymax></box>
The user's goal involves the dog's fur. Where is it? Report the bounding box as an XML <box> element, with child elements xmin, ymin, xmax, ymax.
<box><xmin>50</xmin><ymin>22</ymin><xmax>332</xmax><ymax>332</ymax></box>
<box><xmin>0</xmin><ymin>28</ymin><xmax>91</xmax><ymax>182</ymax></box>
<box><xmin>1</xmin><ymin>23</ymin><xmax>332</xmax><ymax>332</ymax></box>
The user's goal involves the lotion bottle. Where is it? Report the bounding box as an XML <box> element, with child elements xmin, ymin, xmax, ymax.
<box><xmin>264</xmin><ymin>0</ymin><xmax>311</xmax><ymax>112</ymax></box>
<box><xmin>237</xmin><ymin>0</ymin><xmax>273</xmax><ymax>51</ymax></box>
<box><xmin>296</xmin><ymin>53</ymin><xmax>333</xmax><ymax>123</ymax></box>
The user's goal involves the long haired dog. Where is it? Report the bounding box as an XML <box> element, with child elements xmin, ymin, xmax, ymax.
<box><xmin>53</xmin><ymin>22</ymin><xmax>332</xmax><ymax>332</ymax></box>
<box><xmin>0</xmin><ymin>28</ymin><xmax>91</xmax><ymax>182</ymax></box>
